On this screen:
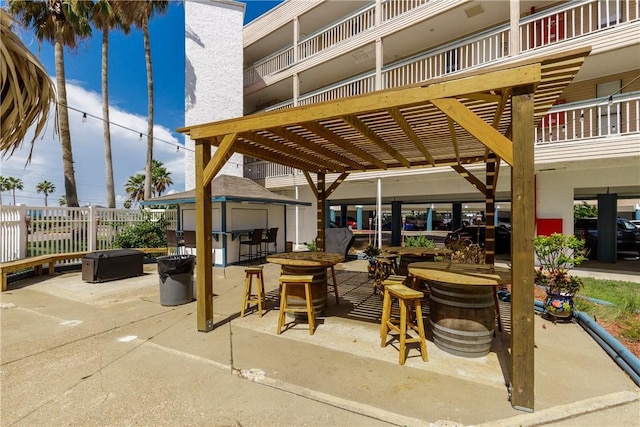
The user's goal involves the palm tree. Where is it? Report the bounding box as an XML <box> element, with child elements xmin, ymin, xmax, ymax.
<box><xmin>0</xmin><ymin>176</ymin><xmax>9</xmax><ymax>205</ymax></box>
<box><xmin>5</xmin><ymin>176</ymin><xmax>24</xmax><ymax>205</ymax></box>
<box><xmin>1</xmin><ymin>10</ymin><xmax>56</xmax><ymax>160</ymax></box>
<box><xmin>124</xmin><ymin>173</ymin><xmax>145</xmax><ymax>207</ymax></box>
<box><xmin>91</xmin><ymin>1</ymin><xmax>130</xmax><ymax>208</ymax></box>
<box><xmin>114</xmin><ymin>1</ymin><xmax>169</xmax><ymax>201</ymax></box>
<box><xmin>8</xmin><ymin>0</ymin><xmax>92</xmax><ymax>208</ymax></box>
<box><xmin>151</xmin><ymin>159</ymin><xmax>173</xmax><ymax>196</ymax></box>
<box><xmin>36</xmin><ymin>180</ymin><xmax>56</xmax><ymax>206</ymax></box>
<box><xmin>58</xmin><ymin>194</ymin><xmax>67</xmax><ymax>206</ymax></box>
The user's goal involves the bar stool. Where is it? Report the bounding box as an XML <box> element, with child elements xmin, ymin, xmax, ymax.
<box><xmin>277</xmin><ymin>275</ymin><xmax>315</xmax><ymax>335</ymax></box>
<box><xmin>240</xmin><ymin>267</ymin><xmax>266</xmax><ymax>317</ymax></box>
<box><xmin>373</xmin><ymin>256</ymin><xmax>397</xmax><ymax>294</ymax></box>
<box><xmin>380</xmin><ymin>283</ymin><xmax>428</xmax><ymax>365</ymax></box>
<box><xmin>327</xmin><ymin>266</ymin><xmax>340</xmax><ymax>304</ymax></box>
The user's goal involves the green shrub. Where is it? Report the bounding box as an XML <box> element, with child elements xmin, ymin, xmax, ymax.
<box><xmin>404</xmin><ymin>235</ymin><xmax>435</xmax><ymax>248</ymax></box>
<box><xmin>113</xmin><ymin>215</ymin><xmax>169</xmax><ymax>249</ymax></box>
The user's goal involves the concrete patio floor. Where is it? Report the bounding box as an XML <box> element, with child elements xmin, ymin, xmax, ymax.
<box><xmin>1</xmin><ymin>260</ymin><xmax>638</xmax><ymax>426</ymax></box>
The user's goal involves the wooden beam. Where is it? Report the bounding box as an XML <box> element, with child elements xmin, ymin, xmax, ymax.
<box><xmin>183</xmin><ymin>64</ymin><xmax>541</xmax><ymax>139</ymax></box>
<box><xmin>303</xmin><ymin>171</ymin><xmax>318</xmax><ymax>199</ymax></box>
<box><xmin>387</xmin><ymin>107</ymin><xmax>435</xmax><ymax>166</ymax></box>
<box><xmin>316</xmin><ymin>173</ymin><xmax>326</xmax><ymax>252</ymax></box>
<box><xmin>203</xmin><ymin>133</ymin><xmax>237</xmax><ymax>186</ymax></box>
<box><xmin>233</xmin><ymin>139</ymin><xmax>323</xmax><ymax>173</ymax></box>
<box><xmin>432</xmin><ymin>98</ymin><xmax>514</xmax><ymax>166</ymax></box>
<box><xmin>195</xmin><ymin>139</ymin><xmax>214</xmax><ymax>332</ymax></box>
<box><xmin>269</xmin><ymin>126</ymin><xmax>366</xmax><ymax>171</ymax></box>
<box><xmin>451</xmin><ymin>164</ymin><xmax>486</xmax><ymax>196</ymax></box>
<box><xmin>342</xmin><ymin>115</ymin><xmax>411</xmax><ymax>167</ymax></box>
<box><xmin>484</xmin><ymin>153</ymin><xmax>497</xmax><ymax>264</ymax></box>
<box><xmin>242</xmin><ymin>131</ymin><xmax>346</xmax><ymax>172</ymax></box>
<box><xmin>302</xmin><ymin>121</ymin><xmax>388</xmax><ymax>170</ymax></box>
<box><xmin>464</xmin><ymin>92</ymin><xmax>503</xmax><ymax>103</ymax></box>
<box><xmin>447</xmin><ymin>117</ymin><xmax>460</xmax><ymax>163</ymax></box>
<box><xmin>326</xmin><ymin>173</ymin><xmax>349</xmax><ymax>198</ymax></box>
<box><xmin>509</xmin><ymin>86</ymin><xmax>536</xmax><ymax>412</ymax></box>
<box><xmin>486</xmin><ymin>90</ymin><xmax>511</xmax><ymax>158</ymax></box>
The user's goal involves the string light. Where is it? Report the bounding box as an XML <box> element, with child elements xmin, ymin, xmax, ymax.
<box><xmin>58</xmin><ymin>102</ymin><xmax>245</xmax><ymax>168</ymax></box>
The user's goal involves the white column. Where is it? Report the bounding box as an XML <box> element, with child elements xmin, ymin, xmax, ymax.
<box><xmin>293</xmin><ymin>17</ymin><xmax>299</xmax><ymax>63</ymax></box>
<box><xmin>18</xmin><ymin>204</ymin><xmax>28</xmax><ymax>259</ymax></box>
<box><xmin>375</xmin><ymin>38</ymin><xmax>383</xmax><ymax>90</ymax></box>
<box><xmin>510</xmin><ymin>0</ymin><xmax>521</xmax><ymax>56</ymax></box>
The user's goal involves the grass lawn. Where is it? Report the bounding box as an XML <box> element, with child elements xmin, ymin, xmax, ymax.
<box><xmin>576</xmin><ymin>277</ymin><xmax>640</xmax><ymax>343</ymax></box>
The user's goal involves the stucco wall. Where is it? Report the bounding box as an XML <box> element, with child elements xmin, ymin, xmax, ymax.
<box><xmin>184</xmin><ymin>0</ymin><xmax>245</xmax><ymax>190</ymax></box>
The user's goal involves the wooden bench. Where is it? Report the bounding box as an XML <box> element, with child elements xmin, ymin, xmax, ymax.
<box><xmin>0</xmin><ymin>248</ymin><xmax>168</xmax><ymax>291</ymax></box>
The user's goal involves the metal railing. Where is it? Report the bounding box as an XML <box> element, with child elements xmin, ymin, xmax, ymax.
<box><xmin>0</xmin><ymin>205</ymin><xmax>177</xmax><ymax>263</ymax></box>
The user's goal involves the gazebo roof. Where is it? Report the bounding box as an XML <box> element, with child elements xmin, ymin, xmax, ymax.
<box><xmin>178</xmin><ymin>48</ymin><xmax>590</xmax><ymax>175</ymax></box>
<box><xmin>142</xmin><ymin>174</ymin><xmax>310</xmax><ymax>206</ymax></box>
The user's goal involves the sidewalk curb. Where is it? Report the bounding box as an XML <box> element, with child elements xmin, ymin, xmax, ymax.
<box><xmin>474</xmin><ymin>390</ymin><xmax>640</xmax><ymax>427</ymax></box>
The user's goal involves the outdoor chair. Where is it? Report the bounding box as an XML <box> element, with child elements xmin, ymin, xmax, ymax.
<box><xmin>166</xmin><ymin>229</ymin><xmax>185</xmax><ymax>255</ymax></box>
<box><xmin>182</xmin><ymin>230</ymin><xmax>197</xmax><ymax>255</ymax></box>
<box><xmin>262</xmin><ymin>227</ymin><xmax>278</xmax><ymax>256</ymax></box>
<box><xmin>239</xmin><ymin>228</ymin><xmax>264</xmax><ymax>265</ymax></box>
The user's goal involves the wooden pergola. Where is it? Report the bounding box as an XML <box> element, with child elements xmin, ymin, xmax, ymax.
<box><xmin>178</xmin><ymin>47</ymin><xmax>590</xmax><ymax>411</ymax></box>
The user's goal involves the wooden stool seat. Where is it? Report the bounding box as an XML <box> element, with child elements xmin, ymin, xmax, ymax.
<box><xmin>241</xmin><ymin>266</ymin><xmax>266</xmax><ymax>317</ymax></box>
<box><xmin>374</xmin><ymin>256</ymin><xmax>398</xmax><ymax>294</ymax></box>
<box><xmin>380</xmin><ymin>284</ymin><xmax>428</xmax><ymax>365</ymax></box>
<box><xmin>277</xmin><ymin>275</ymin><xmax>316</xmax><ymax>335</ymax></box>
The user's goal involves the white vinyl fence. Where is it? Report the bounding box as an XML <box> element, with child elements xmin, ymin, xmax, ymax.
<box><xmin>0</xmin><ymin>205</ymin><xmax>177</xmax><ymax>263</ymax></box>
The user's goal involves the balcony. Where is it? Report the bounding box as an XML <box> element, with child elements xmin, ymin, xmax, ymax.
<box><xmin>245</xmin><ymin>92</ymin><xmax>640</xmax><ymax>180</ymax></box>
<box><xmin>244</xmin><ymin>0</ymin><xmax>639</xmax><ymax>89</ymax></box>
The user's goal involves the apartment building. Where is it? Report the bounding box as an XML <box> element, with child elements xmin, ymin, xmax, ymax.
<box><xmin>233</xmin><ymin>0</ymin><xmax>640</xmax><ymax>247</ymax></box>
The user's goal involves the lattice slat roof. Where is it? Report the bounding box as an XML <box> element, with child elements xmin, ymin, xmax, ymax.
<box><xmin>178</xmin><ymin>48</ymin><xmax>590</xmax><ymax>175</ymax></box>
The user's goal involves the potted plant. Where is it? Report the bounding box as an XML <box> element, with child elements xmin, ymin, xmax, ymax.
<box><xmin>534</xmin><ymin>233</ymin><xmax>587</xmax><ymax>320</ymax></box>
<box><xmin>363</xmin><ymin>243</ymin><xmax>381</xmax><ymax>278</ymax></box>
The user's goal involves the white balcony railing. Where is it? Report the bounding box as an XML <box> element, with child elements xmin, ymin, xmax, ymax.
<box><xmin>381</xmin><ymin>0</ymin><xmax>430</xmax><ymax>22</ymax></box>
<box><xmin>521</xmin><ymin>0</ymin><xmax>640</xmax><ymax>51</ymax></box>
<box><xmin>244</xmin><ymin>45</ymin><xmax>295</xmax><ymax>87</ymax></box>
<box><xmin>535</xmin><ymin>91</ymin><xmax>640</xmax><ymax>144</ymax></box>
<box><xmin>244</xmin><ymin>0</ymin><xmax>639</xmax><ymax>88</ymax></box>
<box><xmin>383</xmin><ymin>26</ymin><xmax>510</xmax><ymax>89</ymax></box>
<box><xmin>298</xmin><ymin>4</ymin><xmax>376</xmax><ymax>61</ymax></box>
<box><xmin>253</xmin><ymin>93</ymin><xmax>640</xmax><ymax>180</ymax></box>
<box><xmin>298</xmin><ymin>73</ymin><xmax>376</xmax><ymax>106</ymax></box>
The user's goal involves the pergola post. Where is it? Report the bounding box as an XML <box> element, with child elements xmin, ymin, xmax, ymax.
<box><xmin>316</xmin><ymin>173</ymin><xmax>326</xmax><ymax>251</ymax></box>
<box><xmin>485</xmin><ymin>153</ymin><xmax>497</xmax><ymax>264</ymax></box>
<box><xmin>509</xmin><ymin>86</ymin><xmax>536</xmax><ymax>411</ymax></box>
<box><xmin>195</xmin><ymin>139</ymin><xmax>213</xmax><ymax>332</ymax></box>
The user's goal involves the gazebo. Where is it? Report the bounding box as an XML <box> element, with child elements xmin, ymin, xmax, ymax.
<box><xmin>178</xmin><ymin>47</ymin><xmax>591</xmax><ymax>411</ymax></box>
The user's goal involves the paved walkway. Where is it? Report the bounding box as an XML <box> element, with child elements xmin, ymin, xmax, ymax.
<box><xmin>1</xmin><ymin>260</ymin><xmax>638</xmax><ymax>426</ymax></box>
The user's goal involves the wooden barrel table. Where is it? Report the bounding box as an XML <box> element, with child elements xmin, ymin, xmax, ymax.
<box><xmin>384</xmin><ymin>247</ymin><xmax>452</xmax><ymax>275</ymax></box>
<box><xmin>408</xmin><ymin>262</ymin><xmax>511</xmax><ymax>358</ymax></box>
<box><xmin>267</xmin><ymin>252</ymin><xmax>344</xmax><ymax>318</ymax></box>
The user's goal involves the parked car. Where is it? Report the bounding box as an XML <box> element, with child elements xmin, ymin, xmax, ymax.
<box><xmin>630</xmin><ymin>219</ymin><xmax>640</xmax><ymax>230</ymax></box>
<box><xmin>574</xmin><ymin>217</ymin><xmax>640</xmax><ymax>258</ymax></box>
<box><xmin>444</xmin><ymin>225</ymin><xmax>511</xmax><ymax>254</ymax></box>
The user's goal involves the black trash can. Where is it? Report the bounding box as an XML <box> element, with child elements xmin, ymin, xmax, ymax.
<box><xmin>157</xmin><ymin>255</ymin><xmax>196</xmax><ymax>306</ymax></box>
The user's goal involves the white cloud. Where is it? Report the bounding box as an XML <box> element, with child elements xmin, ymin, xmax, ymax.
<box><xmin>0</xmin><ymin>81</ymin><xmax>185</xmax><ymax>207</ymax></box>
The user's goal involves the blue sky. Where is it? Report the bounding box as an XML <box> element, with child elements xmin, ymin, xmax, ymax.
<box><xmin>1</xmin><ymin>1</ymin><xmax>282</xmax><ymax>207</ymax></box>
